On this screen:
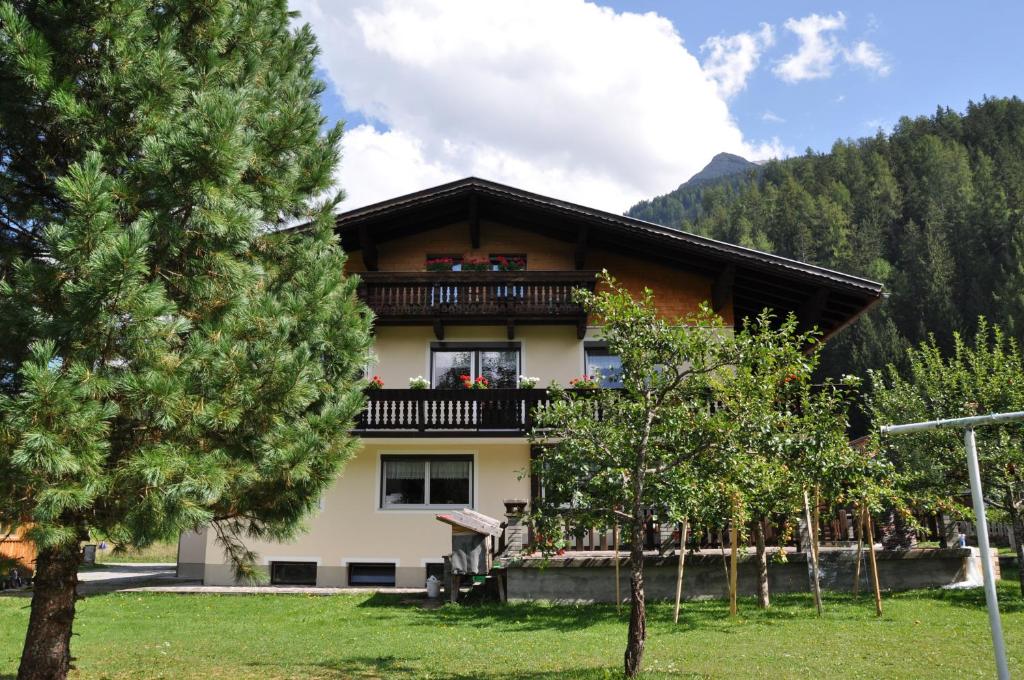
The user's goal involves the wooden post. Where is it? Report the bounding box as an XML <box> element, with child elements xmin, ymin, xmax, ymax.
<box><xmin>812</xmin><ymin>486</ymin><xmax>821</xmax><ymax>563</ymax></box>
<box><xmin>451</xmin><ymin>574</ymin><xmax>460</xmax><ymax>604</ymax></box>
<box><xmin>673</xmin><ymin>519</ymin><xmax>689</xmax><ymax>624</ymax></box>
<box><xmin>729</xmin><ymin>522</ymin><xmax>739</xmax><ymax>616</ymax></box>
<box><xmin>803</xmin><ymin>490</ymin><xmax>823</xmax><ymax>616</ymax></box>
<box><xmin>613</xmin><ymin>524</ymin><xmax>621</xmax><ymax>614</ymax></box>
<box><xmin>864</xmin><ymin>506</ymin><xmax>883</xmax><ymax>617</ymax></box>
<box><xmin>853</xmin><ymin>502</ymin><xmax>864</xmax><ymax>595</ymax></box>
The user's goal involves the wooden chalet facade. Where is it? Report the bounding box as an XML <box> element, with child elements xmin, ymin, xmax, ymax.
<box><xmin>178</xmin><ymin>178</ymin><xmax>884</xmax><ymax>588</ymax></box>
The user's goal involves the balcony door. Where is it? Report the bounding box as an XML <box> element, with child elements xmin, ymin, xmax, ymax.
<box><xmin>431</xmin><ymin>343</ymin><xmax>520</xmax><ymax>388</ymax></box>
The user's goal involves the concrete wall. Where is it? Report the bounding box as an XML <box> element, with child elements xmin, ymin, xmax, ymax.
<box><xmin>193</xmin><ymin>440</ymin><xmax>531</xmax><ymax>588</ymax></box>
<box><xmin>506</xmin><ymin>549</ymin><xmax>980</xmax><ymax>603</ymax></box>
<box><xmin>176</xmin><ymin>529</ymin><xmax>206</xmax><ymax>579</ymax></box>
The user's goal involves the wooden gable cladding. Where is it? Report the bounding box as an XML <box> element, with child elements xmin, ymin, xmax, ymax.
<box><xmin>332</xmin><ymin>178</ymin><xmax>884</xmax><ymax>340</ymax></box>
<box><xmin>586</xmin><ymin>247</ymin><xmax>723</xmax><ymax>324</ymax></box>
<box><xmin>343</xmin><ymin>220</ymin><xmax>574</xmax><ymax>273</ymax></box>
<box><xmin>345</xmin><ymin>219</ymin><xmax>721</xmax><ymax>329</ymax></box>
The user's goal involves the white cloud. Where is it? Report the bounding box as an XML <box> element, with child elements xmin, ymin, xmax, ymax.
<box><xmin>338</xmin><ymin>126</ymin><xmax>454</xmax><ymax>207</ymax></box>
<box><xmin>844</xmin><ymin>41</ymin><xmax>891</xmax><ymax>76</ymax></box>
<box><xmin>774</xmin><ymin>11</ymin><xmax>890</xmax><ymax>83</ymax></box>
<box><xmin>761</xmin><ymin>111</ymin><xmax>785</xmax><ymax>124</ymax></box>
<box><xmin>701</xmin><ymin>23</ymin><xmax>774</xmax><ymax>99</ymax></box>
<box><xmin>295</xmin><ymin>0</ymin><xmax>784</xmax><ymax>212</ymax></box>
<box><xmin>774</xmin><ymin>12</ymin><xmax>846</xmax><ymax>83</ymax></box>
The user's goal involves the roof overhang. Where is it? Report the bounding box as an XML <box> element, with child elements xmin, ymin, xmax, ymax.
<box><xmin>330</xmin><ymin>177</ymin><xmax>885</xmax><ymax>341</ymax></box>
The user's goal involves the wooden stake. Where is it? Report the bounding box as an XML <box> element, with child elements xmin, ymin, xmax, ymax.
<box><xmin>853</xmin><ymin>502</ymin><xmax>864</xmax><ymax>596</ymax></box>
<box><xmin>812</xmin><ymin>486</ymin><xmax>821</xmax><ymax>565</ymax></box>
<box><xmin>803</xmin><ymin>490</ymin><xmax>823</xmax><ymax>616</ymax></box>
<box><xmin>864</xmin><ymin>507</ymin><xmax>883</xmax><ymax>617</ymax></box>
<box><xmin>673</xmin><ymin>519</ymin><xmax>689</xmax><ymax>624</ymax></box>
<box><xmin>613</xmin><ymin>524</ymin><xmax>621</xmax><ymax>614</ymax></box>
<box><xmin>729</xmin><ymin>521</ymin><xmax>739</xmax><ymax>616</ymax></box>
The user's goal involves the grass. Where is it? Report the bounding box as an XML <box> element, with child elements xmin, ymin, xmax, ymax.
<box><xmin>1</xmin><ymin>585</ymin><xmax>1022</xmax><ymax>679</ymax></box>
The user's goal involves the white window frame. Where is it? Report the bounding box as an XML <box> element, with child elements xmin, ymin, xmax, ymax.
<box><xmin>379</xmin><ymin>454</ymin><xmax>475</xmax><ymax>510</ymax></box>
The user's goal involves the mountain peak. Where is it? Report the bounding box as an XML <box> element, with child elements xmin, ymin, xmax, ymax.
<box><xmin>687</xmin><ymin>152</ymin><xmax>758</xmax><ymax>185</ymax></box>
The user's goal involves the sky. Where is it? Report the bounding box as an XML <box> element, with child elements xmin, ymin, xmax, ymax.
<box><xmin>293</xmin><ymin>1</ymin><xmax>1024</xmax><ymax>214</ymax></box>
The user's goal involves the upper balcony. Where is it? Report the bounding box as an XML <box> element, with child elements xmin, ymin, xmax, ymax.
<box><xmin>353</xmin><ymin>388</ymin><xmax>553</xmax><ymax>437</ymax></box>
<box><xmin>357</xmin><ymin>270</ymin><xmax>599</xmax><ymax>339</ymax></box>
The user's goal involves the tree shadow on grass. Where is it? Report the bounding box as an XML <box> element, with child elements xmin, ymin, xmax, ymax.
<box><xmin>356</xmin><ymin>591</ymin><xmax>624</xmax><ymax>632</ymax></box>
<box><xmin>246</xmin><ymin>654</ymin><xmax>637</xmax><ymax>680</ymax></box>
<box><xmin>298</xmin><ymin>657</ymin><xmax>690</xmax><ymax>680</ymax></box>
<box><xmin>887</xmin><ymin>583</ymin><xmax>1024</xmax><ymax>614</ymax></box>
<box><xmin>246</xmin><ymin>655</ymin><xmax>422</xmax><ymax>679</ymax></box>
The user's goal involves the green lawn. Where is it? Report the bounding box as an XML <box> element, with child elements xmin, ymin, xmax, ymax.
<box><xmin>1</xmin><ymin>586</ymin><xmax>1022</xmax><ymax>679</ymax></box>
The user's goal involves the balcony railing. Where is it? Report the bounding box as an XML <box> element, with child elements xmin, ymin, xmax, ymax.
<box><xmin>357</xmin><ymin>271</ymin><xmax>598</xmax><ymax>331</ymax></box>
<box><xmin>354</xmin><ymin>388</ymin><xmax>553</xmax><ymax>436</ymax></box>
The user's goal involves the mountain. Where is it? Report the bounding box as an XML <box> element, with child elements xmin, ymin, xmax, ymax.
<box><xmin>626</xmin><ymin>152</ymin><xmax>761</xmax><ymax>226</ymax></box>
<box><xmin>686</xmin><ymin>152</ymin><xmax>760</xmax><ymax>185</ymax></box>
<box><xmin>625</xmin><ymin>97</ymin><xmax>1024</xmax><ymax>431</ymax></box>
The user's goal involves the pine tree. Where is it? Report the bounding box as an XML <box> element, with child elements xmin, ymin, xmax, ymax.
<box><xmin>0</xmin><ymin>3</ymin><xmax>372</xmax><ymax>679</ymax></box>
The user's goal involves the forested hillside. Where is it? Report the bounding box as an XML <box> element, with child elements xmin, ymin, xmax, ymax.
<box><xmin>628</xmin><ymin>152</ymin><xmax>761</xmax><ymax>226</ymax></box>
<box><xmin>627</xmin><ymin>97</ymin><xmax>1024</xmax><ymax>405</ymax></box>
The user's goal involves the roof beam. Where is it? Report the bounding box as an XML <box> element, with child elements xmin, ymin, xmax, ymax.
<box><xmin>359</xmin><ymin>224</ymin><xmax>378</xmax><ymax>271</ymax></box>
<box><xmin>469</xmin><ymin>194</ymin><xmax>480</xmax><ymax>249</ymax></box>
<box><xmin>433</xmin><ymin>318</ymin><xmax>445</xmax><ymax>341</ymax></box>
<box><xmin>712</xmin><ymin>264</ymin><xmax>735</xmax><ymax>313</ymax></box>
<box><xmin>798</xmin><ymin>288</ymin><xmax>830</xmax><ymax>333</ymax></box>
<box><xmin>574</xmin><ymin>224</ymin><xmax>589</xmax><ymax>270</ymax></box>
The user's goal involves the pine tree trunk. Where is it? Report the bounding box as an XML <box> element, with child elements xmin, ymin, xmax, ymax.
<box><xmin>18</xmin><ymin>545</ymin><xmax>81</xmax><ymax>680</ymax></box>
<box><xmin>624</xmin><ymin>518</ymin><xmax>647</xmax><ymax>679</ymax></box>
<box><xmin>754</xmin><ymin>519</ymin><xmax>770</xmax><ymax>608</ymax></box>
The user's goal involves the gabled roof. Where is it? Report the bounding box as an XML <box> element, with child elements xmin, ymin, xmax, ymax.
<box><xmin>333</xmin><ymin>177</ymin><xmax>884</xmax><ymax>340</ymax></box>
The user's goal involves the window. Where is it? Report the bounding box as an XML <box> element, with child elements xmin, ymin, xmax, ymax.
<box><xmin>585</xmin><ymin>345</ymin><xmax>623</xmax><ymax>388</ymax></box>
<box><xmin>431</xmin><ymin>343</ymin><xmax>520</xmax><ymax>388</ymax></box>
<box><xmin>270</xmin><ymin>561</ymin><xmax>317</xmax><ymax>586</ymax></box>
<box><xmin>489</xmin><ymin>254</ymin><xmax>526</xmax><ymax>271</ymax></box>
<box><xmin>426</xmin><ymin>254</ymin><xmax>463</xmax><ymax>271</ymax></box>
<box><xmin>348</xmin><ymin>563</ymin><xmax>396</xmax><ymax>586</ymax></box>
<box><xmin>381</xmin><ymin>455</ymin><xmax>473</xmax><ymax>508</ymax></box>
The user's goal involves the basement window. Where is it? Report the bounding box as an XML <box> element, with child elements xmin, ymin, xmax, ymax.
<box><xmin>348</xmin><ymin>563</ymin><xmax>396</xmax><ymax>586</ymax></box>
<box><xmin>269</xmin><ymin>561</ymin><xmax>317</xmax><ymax>586</ymax></box>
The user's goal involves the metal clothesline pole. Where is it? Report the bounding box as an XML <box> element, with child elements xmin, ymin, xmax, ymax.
<box><xmin>880</xmin><ymin>411</ymin><xmax>1020</xmax><ymax>680</ymax></box>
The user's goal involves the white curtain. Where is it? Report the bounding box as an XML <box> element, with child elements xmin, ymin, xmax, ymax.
<box><xmin>430</xmin><ymin>460</ymin><xmax>471</xmax><ymax>480</ymax></box>
<box><xmin>385</xmin><ymin>460</ymin><xmax>425</xmax><ymax>480</ymax></box>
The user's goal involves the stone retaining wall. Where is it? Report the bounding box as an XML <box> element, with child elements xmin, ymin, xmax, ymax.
<box><xmin>505</xmin><ymin>548</ymin><xmax>985</xmax><ymax>603</ymax></box>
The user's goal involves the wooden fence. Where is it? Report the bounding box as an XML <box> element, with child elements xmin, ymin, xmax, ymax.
<box><xmin>0</xmin><ymin>527</ymin><xmax>37</xmax><ymax>570</ymax></box>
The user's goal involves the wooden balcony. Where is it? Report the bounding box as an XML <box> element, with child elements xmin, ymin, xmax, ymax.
<box><xmin>357</xmin><ymin>271</ymin><xmax>599</xmax><ymax>338</ymax></box>
<box><xmin>354</xmin><ymin>388</ymin><xmax>553</xmax><ymax>436</ymax></box>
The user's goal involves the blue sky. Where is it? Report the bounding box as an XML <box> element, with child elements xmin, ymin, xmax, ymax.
<box><xmin>299</xmin><ymin>1</ymin><xmax>1023</xmax><ymax>212</ymax></box>
<box><xmin>637</xmin><ymin>1</ymin><xmax>1024</xmax><ymax>152</ymax></box>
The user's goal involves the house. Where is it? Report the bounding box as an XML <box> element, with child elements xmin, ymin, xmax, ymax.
<box><xmin>177</xmin><ymin>177</ymin><xmax>884</xmax><ymax>588</ymax></box>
